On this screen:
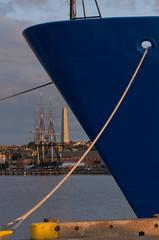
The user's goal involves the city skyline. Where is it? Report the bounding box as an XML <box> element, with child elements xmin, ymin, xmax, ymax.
<box><xmin>0</xmin><ymin>0</ymin><xmax>159</xmax><ymax>144</ymax></box>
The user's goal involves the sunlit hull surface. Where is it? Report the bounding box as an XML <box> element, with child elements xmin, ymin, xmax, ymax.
<box><xmin>24</xmin><ymin>17</ymin><xmax>159</xmax><ymax>218</ymax></box>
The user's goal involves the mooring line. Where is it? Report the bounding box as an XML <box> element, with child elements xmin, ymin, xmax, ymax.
<box><xmin>2</xmin><ymin>47</ymin><xmax>149</xmax><ymax>234</ymax></box>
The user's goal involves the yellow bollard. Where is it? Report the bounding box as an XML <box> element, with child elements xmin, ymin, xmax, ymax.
<box><xmin>30</xmin><ymin>222</ymin><xmax>59</xmax><ymax>240</ymax></box>
<box><xmin>0</xmin><ymin>230</ymin><xmax>13</xmax><ymax>239</ymax></box>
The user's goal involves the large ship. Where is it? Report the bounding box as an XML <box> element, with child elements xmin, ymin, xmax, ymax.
<box><xmin>23</xmin><ymin>1</ymin><xmax>159</xmax><ymax>218</ymax></box>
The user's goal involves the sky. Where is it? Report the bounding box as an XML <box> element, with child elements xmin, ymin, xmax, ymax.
<box><xmin>0</xmin><ymin>0</ymin><xmax>159</xmax><ymax>145</ymax></box>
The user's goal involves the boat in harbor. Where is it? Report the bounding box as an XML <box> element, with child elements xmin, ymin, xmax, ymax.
<box><xmin>23</xmin><ymin>1</ymin><xmax>159</xmax><ymax>218</ymax></box>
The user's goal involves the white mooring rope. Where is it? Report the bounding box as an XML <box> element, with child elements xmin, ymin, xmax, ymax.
<box><xmin>4</xmin><ymin>47</ymin><xmax>149</xmax><ymax>232</ymax></box>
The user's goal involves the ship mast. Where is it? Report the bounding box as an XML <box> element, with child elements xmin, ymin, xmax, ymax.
<box><xmin>70</xmin><ymin>0</ymin><xmax>76</xmax><ymax>19</ymax></box>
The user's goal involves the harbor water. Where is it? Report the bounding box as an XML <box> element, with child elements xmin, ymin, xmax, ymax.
<box><xmin>0</xmin><ymin>175</ymin><xmax>135</xmax><ymax>239</ymax></box>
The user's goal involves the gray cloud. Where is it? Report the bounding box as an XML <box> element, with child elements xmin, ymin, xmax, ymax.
<box><xmin>0</xmin><ymin>0</ymin><xmax>69</xmax><ymax>23</ymax></box>
<box><xmin>0</xmin><ymin>0</ymin><xmax>49</xmax><ymax>11</ymax></box>
<box><xmin>99</xmin><ymin>0</ymin><xmax>157</xmax><ymax>16</ymax></box>
<box><xmin>153</xmin><ymin>0</ymin><xmax>159</xmax><ymax>12</ymax></box>
<box><xmin>14</xmin><ymin>0</ymin><xmax>49</xmax><ymax>6</ymax></box>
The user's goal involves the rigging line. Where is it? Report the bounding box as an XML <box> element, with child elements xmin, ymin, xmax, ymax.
<box><xmin>81</xmin><ymin>0</ymin><xmax>86</xmax><ymax>18</ymax></box>
<box><xmin>94</xmin><ymin>0</ymin><xmax>102</xmax><ymax>17</ymax></box>
<box><xmin>4</xmin><ymin>47</ymin><xmax>149</xmax><ymax>233</ymax></box>
<box><xmin>0</xmin><ymin>82</ymin><xmax>53</xmax><ymax>102</ymax></box>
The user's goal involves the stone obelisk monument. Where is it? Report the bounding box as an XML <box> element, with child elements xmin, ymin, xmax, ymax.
<box><xmin>61</xmin><ymin>107</ymin><xmax>69</xmax><ymax>144</ymax></box>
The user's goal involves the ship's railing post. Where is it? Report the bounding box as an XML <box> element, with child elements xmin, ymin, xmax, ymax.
<box><xmin>70</xmin><ymin>0</ymin><xmax>76</xmax><ymax>19</ymax></box>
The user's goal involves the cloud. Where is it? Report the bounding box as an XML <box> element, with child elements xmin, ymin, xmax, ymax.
<box><xmin>98</xmin><ymin>0</ymin><xmax>157</xmax><ymax>17</ymax></box>
<box><xmin>0</xmin><ymin>0</ymin><xmax>49</xmax><ymax>13</ymax></box>
<box><xmin>14</xmin><ymin>0</ymin><xmax>49</xmax><ymax>6</ymax></box>
<box><xmin>153</xmin><ymin>0</ymin><xmax>159</xmax><ymax>13</ymax></box>
<box><xmin>0</xmin><ymin>0</ymin><xmax>69</xmax><ymax>23</ymax></box>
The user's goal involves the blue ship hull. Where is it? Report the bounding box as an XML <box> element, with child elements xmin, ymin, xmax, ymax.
<box><xmin>24</xmin><ymin>17</ymin><xmax>159</xmax><ymax>218</ymax></box>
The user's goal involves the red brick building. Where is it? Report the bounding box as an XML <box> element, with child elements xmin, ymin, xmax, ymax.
<box><xmin>61</xmin><ymin>149</ymin><xmax>107</xmax><ymax>170</ymax></box>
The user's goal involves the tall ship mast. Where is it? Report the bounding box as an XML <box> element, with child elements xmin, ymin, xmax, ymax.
<box><xmin>23</xmin><ymin>1</ymin><xmax>159</xmax><ymax>218</ymax></box>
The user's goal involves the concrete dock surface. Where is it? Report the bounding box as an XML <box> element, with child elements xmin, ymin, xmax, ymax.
<box><xmin>58</xmin><ymin>238</ymin><xmax>159</xmax><ymax>240</ymax></box>
<box><xmin>58</xmin><ymin>237</ymin><xmax>159</xmax><ymax>239</ymax></box>
<box><xmin>30</xmin><ymin>218</ymin><xmax>159</xmax><ymax>240</ymax></box>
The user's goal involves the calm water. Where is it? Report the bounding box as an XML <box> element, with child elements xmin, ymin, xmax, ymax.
<box><xmin>0</xmin><ymin>175</ymin><xmax>135</xmax><ymax>239</ymax></box>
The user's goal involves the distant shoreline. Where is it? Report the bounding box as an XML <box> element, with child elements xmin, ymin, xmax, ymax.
<box><xmin>0</xmin><ymin>169</ymin><xmax>110</xmax><ymax>176</ymax></box>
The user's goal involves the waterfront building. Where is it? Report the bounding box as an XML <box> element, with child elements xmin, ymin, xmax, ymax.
<box><xmin>61</xmin><ymin>149</ymin><xmax>108</xmax><ymax>171</ymax></box>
